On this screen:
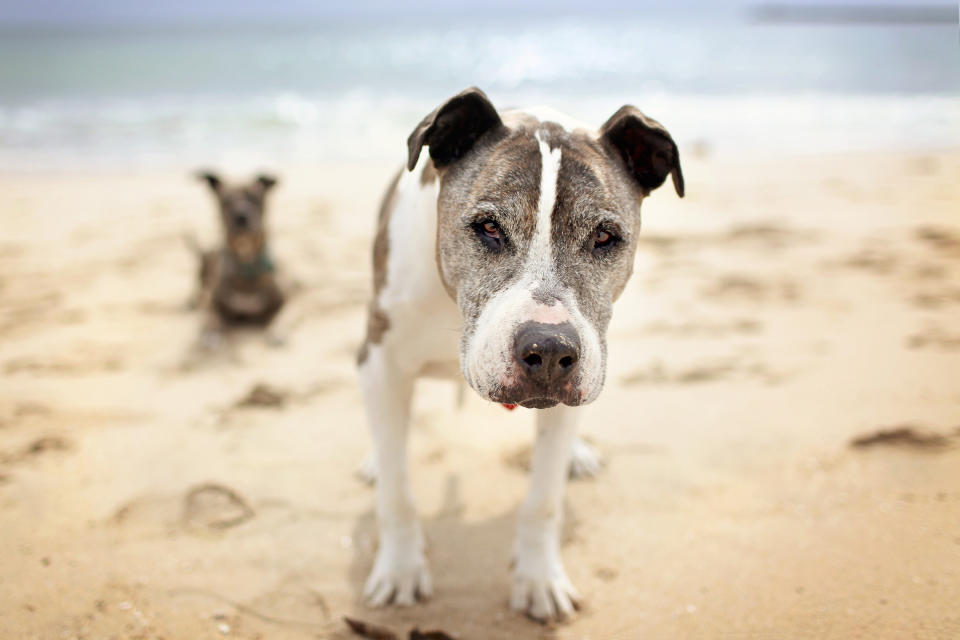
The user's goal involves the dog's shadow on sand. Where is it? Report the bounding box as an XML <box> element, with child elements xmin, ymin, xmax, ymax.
<box><xmin>341</xmin><ymin>473</ymin><xmax>581</xmax><ymax>639</ymax></box>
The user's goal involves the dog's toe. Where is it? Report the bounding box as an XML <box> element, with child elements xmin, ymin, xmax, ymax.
<box><xmin>393</xmin><ymin>567</ymin><xmax>432</xmax><ymax>606</ymax></box>
<box><xmin>511</xmin><ymin>557</ymin><xmax>580</xmax><ymax>623</ymax></box>
<box><xmin>364</xmin><ymin>542</ymin><xmax>431</xmax><ymax>608</ymax></box>
<box><xmin>355</xmin><ymin>453</ymin><xmax>378</xmax><ymax>486</ymax></box>
<box><xmin>511</xmin><ymin>574</ymin><xmax>580</xmax><ymax>622</ymax></box>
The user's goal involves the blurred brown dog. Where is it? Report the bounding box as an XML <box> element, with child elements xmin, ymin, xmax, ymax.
<box><xmin>189</xmin><ymin>171</ymin><xmax>286</xmax><ymax>347</ymax></box>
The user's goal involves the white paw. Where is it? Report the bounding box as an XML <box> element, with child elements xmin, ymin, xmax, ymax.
<box><xmin>356</xmin><ymin>452</ymin><xmax>377</xmax><ymax>485</ymax></box>
<box><xmin>198</xmin><ymin>328</ymin><xmax>224</xmax><ymax>352</ymax></box>
<box><xmin>510</xmin><ymin>542</ymin><xmax>580</xmax><ymax>622</ymax></box>
<box><xmin>568</xmin><ymin>437</ymin><xmax>603</xmax><ymax>479</ymax></box>
<box><xmin>364</xmin><ymin>529</ymin><xmax>432</xmax><ymax>607</ymax></box>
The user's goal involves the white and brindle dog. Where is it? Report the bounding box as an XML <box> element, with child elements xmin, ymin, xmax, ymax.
<box><xmin>357</xmin><ymin>87</ymin><xmax>684</xmax><ymax>621</ymax></box>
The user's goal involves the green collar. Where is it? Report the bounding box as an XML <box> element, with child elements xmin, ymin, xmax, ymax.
<box><xmin>234</xmin><ymin>250</ymin><xmax>275</xmax><ymax>279</ymax></box>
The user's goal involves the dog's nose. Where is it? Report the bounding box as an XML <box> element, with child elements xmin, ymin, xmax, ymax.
<box><xmin>232</xmin><ymin>213</ymin><xmax>249</xmax><ymax>229</ymax></box>
<box><xmin>514</xmin><ymin>322</ymin><xmax>580</xmax><ymax>385</ymax></box>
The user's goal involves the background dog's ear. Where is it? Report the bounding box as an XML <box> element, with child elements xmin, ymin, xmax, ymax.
<box><xmin>255</xmin><ymin>174</ymin><xmax>278</xmax><ymax>192</ymax></box>
<box><xmin>599</xmin><ymin>106</ymin><xmax>684</xmax><ymax>198</ymax></box>
<box><xmin>195</xmin><ymin>170</ymin><xmax>222</xmax><ymax>193</ymax></box>
<box><xmin>407</xmin><ymin>87</ymin><xmax>503</xmax><ymax>171</ymax></box>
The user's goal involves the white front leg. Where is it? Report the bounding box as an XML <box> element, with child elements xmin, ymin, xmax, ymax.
<box><xmin>510</xmin><ymin>404</ymin><xmax>581</xmax><ymax>621</ymax></box>
<box><xmin>359</xmin><ymin>347</ymin><xmax>432</xmax><ymax>606</ymax></box>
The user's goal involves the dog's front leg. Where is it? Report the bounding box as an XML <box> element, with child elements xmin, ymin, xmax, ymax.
<box><xmin>359</xmin><ymin>348</ymin><xmax>431</xmax><ymax>607</ymax></box>
<box><xmin>511</xmin><ymin>404</ymin><xmax>581</xmax><ymax>622</ymax></box>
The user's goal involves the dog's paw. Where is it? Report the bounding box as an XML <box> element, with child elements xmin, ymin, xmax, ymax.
<box><xmin>264</xmin><ymin>331</ymin><xmax>288</xmax><ymax>348</ymax></box>
<box><xmin>510</xmin><ymin>545</ymin><xmax>580</xmax><ymax>622</ymax></box>
<box><xmin>355</xmin><ymin>452</ymin><xmax>377</xmax><ymax>486</ymax></box>
<box><xmin>197</xmin><ymin>328</ymin><xmax>224</xmax><ymax>352</ymax></box>
<box><xmin>364</xmin><ymin>533</ymin><xmax>432</xmax><ymax>607</ymax></box>
<box><xmin>568</xmin><ymin>437</ymin><xmax>603</xmax><ymax>479</ymax></box>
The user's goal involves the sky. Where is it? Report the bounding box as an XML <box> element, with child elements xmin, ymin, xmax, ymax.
<box><xmin>0</xmin><ymin>0</ymin><xmax>899</xmax><ymax>27</ymax></box>
<box><xmin>0</xmin><ymin>1</ymin><xmax>950</xmax><ymax>29</ymax></box>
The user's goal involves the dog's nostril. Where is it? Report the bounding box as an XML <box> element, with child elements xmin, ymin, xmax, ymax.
<box><xmin>523</xmin><ymin>353</ymin><xmax>543</xmax><ymax>368</ymax></box>
<box><xmin>514</xmin><ymin>321</ymin><xmax>581</xmax><ymax>385</ymax></box>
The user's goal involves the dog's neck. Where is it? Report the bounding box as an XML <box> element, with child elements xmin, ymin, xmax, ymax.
<box><xmin>223</xmin><ymin>240</ymin><xmax>274</xmax><ymax>279</ymax></box>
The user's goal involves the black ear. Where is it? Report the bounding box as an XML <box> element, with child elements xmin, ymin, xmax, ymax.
<box><xmin>256</xmin><ymin>174</ymin><xmax>278</xmax><ymax>192</ymax></box>
<box><xmin>195</xmin><ymin>170</ymin><xmax>222</xmax><ymax>193</ymax></box>
<box><xmin>599</xmin><ymin>106</ymin><xmax>684</xmax><ymax>198</ymax></box>
<box><xmin>407</xmin><ymin>87</ymin><xmax>504</xmax><ymax>172</ymax></box>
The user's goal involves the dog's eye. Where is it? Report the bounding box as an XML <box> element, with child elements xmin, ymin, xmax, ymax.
<box><xmin>591</xmin><ymin>227</ymin><xmax>620</xmax><ymax>256</ymax></box>
<box><xmin>472</xmin><ymin>219</ymin><xmax>506</xmax><ymax>252</ymax></box>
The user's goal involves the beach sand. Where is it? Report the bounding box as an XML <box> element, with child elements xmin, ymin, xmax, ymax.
<box><xmin>1</xmin><ymin>151</ymin><xmax>959</xmax><ymax>639</ymax></box>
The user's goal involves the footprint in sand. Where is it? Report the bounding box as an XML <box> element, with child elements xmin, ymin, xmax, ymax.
<box><xmin>621</xmin><ymin>358</ymin><xmax>786</xmax><ymax>387</ymax></box>
<box><xmin>700</xmin><ymin>274</ymin><xmax>801</xmax><ymax>304</ymax></box>
<box><xmin>915</xmin><ymin>226</ymin><xmax>960</xmax><ymax>258</ymax></box>
<box><xmin>849</xmin><ymin>424</ymin><xmax>960</xmax><ymax>452</ymax></box>
<box><xmin>111</xmin><ymin>483</ymin><xmax>255</xmax><ymax>533</ymax></box>
<box><xmin>0</xmin><ymin>435</ymin><xmax>72</xmax><ymax>465</ymax></box>
<box><xmin>907</xmin><ymin>327</ymin><xmax>960</xmax><ymax>351</ymax></box>
<box><xmin>182</xmin><ymin>483</ymin><xmax>255</xmax><ymax>531</ymax></box>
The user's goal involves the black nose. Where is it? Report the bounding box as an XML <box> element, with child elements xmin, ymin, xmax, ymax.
<box><xmin>232</xmin><ymin>213</ymin><xmax>249</xmax><ymax>229</ymax></box>
<box><xmin>514</xmin><ymin>322</ymin><xmax>581</xmax><ymax>385</ymax></box>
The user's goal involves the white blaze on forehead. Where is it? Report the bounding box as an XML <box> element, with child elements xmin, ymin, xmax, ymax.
<box><xmin>532</xmin><ymin>131</ymin><xmax>562</xmax><ymax>270</ymax></box>
<box><xmin>531</xmin><ymin>302</ymin><xmax>569</xmax><ymax>325</ymax></box>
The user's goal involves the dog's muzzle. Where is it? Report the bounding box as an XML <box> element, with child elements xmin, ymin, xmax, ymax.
<box><xmin>497</xmin><ymin>321</ymin><xmax>582</xmax><ymax>409</ymax></box>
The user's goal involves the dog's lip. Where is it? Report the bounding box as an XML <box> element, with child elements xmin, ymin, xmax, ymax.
<box><xmin>492</xmin><ymin>392</ymin><xmax>579</xmax><ymax>409</ymax></box>
<box><xmin>518</xmin><ymin>397</ymin><xmax>559</xmax><ymax>409</ymax></box>
<box><xmin>491</xmin><ymin>379</ymin><xmax>585</xmax><ymax>409</ymax></box>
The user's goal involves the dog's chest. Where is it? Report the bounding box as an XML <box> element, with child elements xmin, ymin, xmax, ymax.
<box><xmin>223</xmin><ymin>290</ymin><xmax>269</xmax><ymax>315</ymax></box>
<box><xmin>214</xmin><ymin>272</ymin><xmax>281</xmax><ymax>321</ymax></box>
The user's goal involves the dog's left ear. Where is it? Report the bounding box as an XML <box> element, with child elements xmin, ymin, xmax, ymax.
<box><xmin>255</xmin><ymin>174</ymin><xmax>278</xmax><ymax>192</ymax></box>
<box><xmin>407</xmin><ymin>86</ymin><xmax>504</xmax><ymax>171</ymax></box>
<box><xmin>196</xmin><ymin>170</ymin><xmax>222</xmax><ymax>194</ymax></box>
<box><xmin>599</xmin><ymin>106</ymin><xmax>684</xmax><ymax>198</ymax></box>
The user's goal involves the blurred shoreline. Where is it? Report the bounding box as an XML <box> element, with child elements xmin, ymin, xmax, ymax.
<box><xmin>1</xmin><ymin>13</ymin><xmax>956</xmax><ymax>172</ymax></box>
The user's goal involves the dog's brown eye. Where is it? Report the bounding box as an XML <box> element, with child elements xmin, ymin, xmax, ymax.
<box><xmin>591</xmin><ymin>227</ymin><xmax>620</xmax><ymax>256</ymax></box>
<box><xmin>471</xmin><ymin>219</ymin><xmax>506</xmax><ymax>252</ymax></box>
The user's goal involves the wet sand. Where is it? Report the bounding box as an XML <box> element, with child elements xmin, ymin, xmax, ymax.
<box><xmin>1</xmin><ymin>151</ymin><xmax>959</xmax><ymax>639</ymax></box>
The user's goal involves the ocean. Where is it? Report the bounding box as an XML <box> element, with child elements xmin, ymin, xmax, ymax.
<box><xmin>0</xmin><ymin>8</ymin><xmax>957</xmax><ymax>170</ymax></box>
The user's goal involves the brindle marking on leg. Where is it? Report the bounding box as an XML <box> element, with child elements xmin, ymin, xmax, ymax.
<box><xmin>358</xmin><ymin>169</ymin><xmax>404</xmax><ymax>364</ymax></box>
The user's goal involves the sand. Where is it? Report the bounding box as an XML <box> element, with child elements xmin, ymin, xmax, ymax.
<box><xmin>1</xmin><ymin>150</ymin><xmax>959</xmax><ymax>639</ymax></box>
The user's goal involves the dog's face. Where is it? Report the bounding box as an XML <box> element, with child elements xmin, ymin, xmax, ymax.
<box><xmin>408</xmin><ymin>89</ymin><xmax>683</xmax><ymax>409</ymax></box>
<box><xmin>198</xmin><ymin>172</ymin><xmax>278</xmax><ymax>262</ymax></box>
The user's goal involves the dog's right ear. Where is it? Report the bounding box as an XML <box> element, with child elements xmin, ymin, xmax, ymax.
<box><xmin>407</xmin><ymin>87</ymin><xmax>503</xmax><ymax>172</ymax></box>
<box><xmin>195</xmin><ymin>170</ymin><xmax>222</xmax><ymax>194</ymax></box>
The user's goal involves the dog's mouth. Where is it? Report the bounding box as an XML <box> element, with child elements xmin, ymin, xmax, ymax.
<box><xmin>518</xmin><ymin>397</ymin><xmax>560</xmax><ymax>409</ymax></box>
<box><xmin>490</xmin><ymin>383</ymin><xmax>584</xmax><ymax>410</ymax></box>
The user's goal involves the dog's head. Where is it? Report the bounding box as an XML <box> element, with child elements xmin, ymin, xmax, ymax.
<box><xmin>408</xmin><ymin>88</ymin><xmax>683</xmax><ymax>408</ymax></box>
<box><xmin>197</xmin><ymin>171</ymin><xmax>278</xmax><ymax>262</ymax></box>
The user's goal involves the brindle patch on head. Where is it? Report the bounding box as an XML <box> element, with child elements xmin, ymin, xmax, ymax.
<box><xmin>549</xmin><ymin>126</ymin><xmax>644</xmax><ymax>310</ymax></box>
<box><xmin>434</xmin><ymin>126</ymin><xmax>543</xmax><ymax>319</ymax></box>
